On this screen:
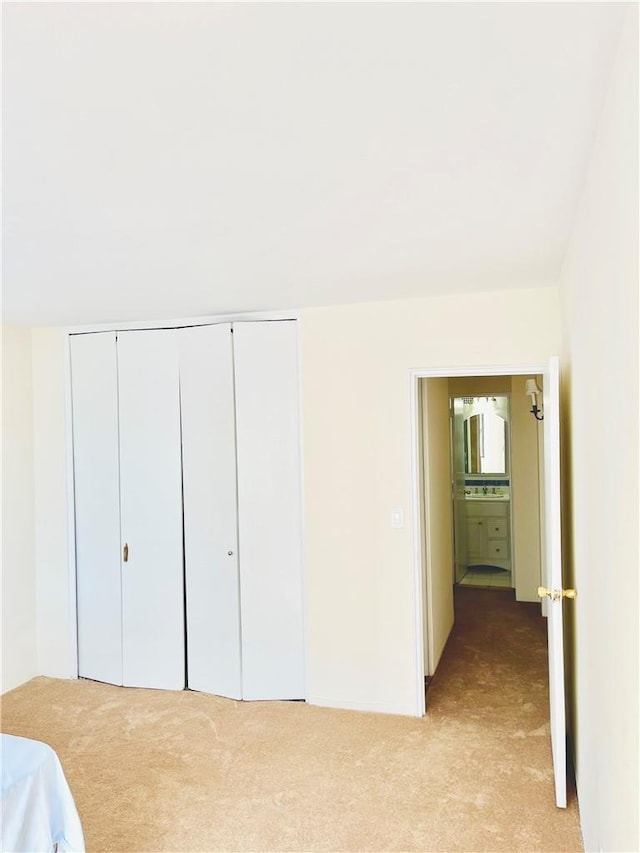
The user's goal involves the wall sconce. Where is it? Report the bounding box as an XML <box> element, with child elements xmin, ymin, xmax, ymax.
<box><xmin>525</xmin><ymin>379</ymin><xmax>544</xmax><ymax>421</ymax></box>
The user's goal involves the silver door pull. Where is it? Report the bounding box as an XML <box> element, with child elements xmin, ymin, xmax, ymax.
<box><xmin>227</xmin><ymin>550</ymin><xmax>234</xmax><ymax>556</ymax></box>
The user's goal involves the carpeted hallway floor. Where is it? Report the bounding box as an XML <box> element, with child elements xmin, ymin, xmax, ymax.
<box><xmin>1</xmin><ymin>587</ymin><xmax>583</xmax><ymax>852</ymax></box>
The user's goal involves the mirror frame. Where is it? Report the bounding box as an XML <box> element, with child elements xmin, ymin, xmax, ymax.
<box><xmin>460</xmin><ymin>396</ymin><xmax>510</xmax><ymax>475</ymax></box>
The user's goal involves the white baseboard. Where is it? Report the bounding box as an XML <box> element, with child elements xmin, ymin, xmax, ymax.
<box><xmin>307</xmin><ymin>694</ymin><xmax>419</xmax><ymax>717</ymax></box>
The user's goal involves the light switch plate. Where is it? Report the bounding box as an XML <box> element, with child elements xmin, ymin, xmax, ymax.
<box><xmin>391</xmin><ymin>508</ymin><xmax>404</xmax><ymax>528</ymax></box>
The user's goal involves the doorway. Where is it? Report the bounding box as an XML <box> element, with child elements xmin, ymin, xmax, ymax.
<box><xmin>410</xmin><ymin>359</ymin><xmax>569</xmax><ymax>808</ymax></box>
<box><xmin>409</xmin><ymin>364</ymin><xmax>547</xmax><ymax>714</ymax></box>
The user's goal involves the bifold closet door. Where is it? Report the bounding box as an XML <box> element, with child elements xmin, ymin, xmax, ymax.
<box><xmin>70</xmin><ymin>332</ymin><xmax>123</xmax><ymax>685</ymax></box>
<box><xmin>179</xmin><ymin>324</ymin><xmax>242</xmax><ymax>699</ymax></box>
<box><xmin>234</xmin><ymin>321</ymin><xmax>305</xmax><ymax>700</ymax></box>
<box><xmin>117</xmin><ymin>329</ymin><xmax>185</xmax><ymax>690</ymax></box>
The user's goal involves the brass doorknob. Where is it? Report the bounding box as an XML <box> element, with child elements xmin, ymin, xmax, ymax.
<box><xmin>123</xmin><ymin>543</ymin><xmax>129</xmax><ymax>563</ymax></box>
<box><xmin>537</xmin><ymin>586</ymin><xmax>576</xmax><ymax>601</ymax></box>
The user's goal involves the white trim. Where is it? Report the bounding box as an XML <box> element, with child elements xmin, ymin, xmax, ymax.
<box><xmin>294</xmin><ymin>324</ymin><xmax>310</xmax><ymax>705</ymax></box>
<box><xmin>307</xmin><ymin>695</ymin><xmax>416</xmax><ymax>717</ymax></box>
<box><xmin>420</xmin><ymin>384</ymin><xmax>438</xmax><ymax>676</ymax></box>
<box><xmin>409</xmin><ymin>362</ymin><xmax>547</xmax><ymax>717</ymax></box>
<box><xmin>408</xmin><ymin>373</ymin><xmax>426</xmax><ymax>716</ymax></box>
<box><xmin>410</xmin><ymin>364</ymin><xmax>546</xmax><ymax>380</ymax></box>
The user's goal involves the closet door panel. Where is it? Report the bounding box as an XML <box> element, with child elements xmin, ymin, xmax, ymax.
<box><xmin>70</xmin><ymin>332</ymin><xmax>123</xmax><ymax>685</ymax></box>
<box><xmin>118</xmin><ymin>329</ymin><xmax>184</xmax><ymax>690</ymax></box>
<box><xmin>234</xmin><ymin>321</ymin><xmax>305</xmax><ymax>700</ymax></box>
<box><xmin>179</xmin><ymin>324</ymin><xmax>242</xmax><ymax>699</ymax></box>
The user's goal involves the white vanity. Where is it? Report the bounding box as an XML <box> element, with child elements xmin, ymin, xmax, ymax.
<box><xmin>465</xmin><ymin>498</ymin><xmax>511</xmax><ymax>572</ymax></box>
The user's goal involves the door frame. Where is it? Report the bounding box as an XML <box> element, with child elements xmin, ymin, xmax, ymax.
<box><xmin>409</xmin><ymin>362</ymin><xmax>548</xmax><ymax>717</ymax></box>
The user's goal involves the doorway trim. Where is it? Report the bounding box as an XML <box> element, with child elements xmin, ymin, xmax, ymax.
<box><xmin>409</xmin><ymin>362</ymin><xmax>547</xmax><ymax>717</ymax></box>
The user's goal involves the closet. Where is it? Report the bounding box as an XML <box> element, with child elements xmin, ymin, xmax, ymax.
<box><xmin>70</xmin><ymin>320</ymin><xmax>304</xmax><ymax>701</ymax></box>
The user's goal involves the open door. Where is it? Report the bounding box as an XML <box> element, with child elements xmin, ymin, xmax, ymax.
<box><xmin>540</xmin><ymin>356</ymin><xmax>572</xmax><ymax>808</ymax></box>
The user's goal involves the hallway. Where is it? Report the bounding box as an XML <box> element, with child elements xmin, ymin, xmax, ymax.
<box><xmin>457</xmin><ymin>566</ymin><xmax>512</xmax><ymax>588</ymax></box>
<box><xmin>429</xmin><ymin>585</ymin><xmax>557</xmax><ymax>723</ymax></box>
<box><xmin>429</xmin><ymin>585</ymin><xmax>551</xmax><ymax>714</ymax></box>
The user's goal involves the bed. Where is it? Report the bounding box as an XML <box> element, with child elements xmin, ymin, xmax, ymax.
<box><xmin>1</xmin><ymin>734</ymin><xmax>85</xmax><ymax>852</ymax></box>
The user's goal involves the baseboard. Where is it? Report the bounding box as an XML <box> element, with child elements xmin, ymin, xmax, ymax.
<box><xmin>307</xmin><ymin>694</ymin><xmax>418</xmax><ymax>717</ymax></box>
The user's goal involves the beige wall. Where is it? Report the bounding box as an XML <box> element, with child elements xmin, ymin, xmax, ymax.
<box><xmin>421</xmin><ymin>378</ymin><xmax>453</xmax><ymax>675</ymax></box>
<box><xmin>299</xmin><ymin>286</ymin><xmax>561</xmax><ymax>714</ymax></box>
<box><xmin>27</xmin><ymin>286</ymin><xmax>561</xmax><ymax>716</ymax></box>
<box><xmin>559</xmin><ymin>7</ymin><xmax>638</xmax><ymax>852</ymax></box>
<box><xmin>509</xmin><ymin>374</ymin><xmax>544</xmax><ymax>602</ymax></box>
<box><xmin>2</xmin><ymin>326</ymin><xmax>37</xmax><ymax>693</ymax></box>
<box><xmin>447</xmin><ymin>376</ymin><xmax>512</xmax><ymax>396</ymax></box>
<box><xmin>32</xmin><ymin>328</ymin><xmax>75</xmax><ymax>679</ymax></box>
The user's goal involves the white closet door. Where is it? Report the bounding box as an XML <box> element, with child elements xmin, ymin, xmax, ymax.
<box><xmin>70</xmin><ymin>332</ymin><xmax>123</xmax><ymax>685</ymax></box>
<box><xmin>117</xmin><ymin>329</ymin><xmax>185</xmax><ymax>690</ymax></box>
<box><xmin>179</xmin><ymin>324</ymin><xmax>242</xmax><ymax>699</ymax></box>
<box><xmin>234</xmin><ymin>321</ymin><xmax>305</xmax><ymax>700</ymax></box>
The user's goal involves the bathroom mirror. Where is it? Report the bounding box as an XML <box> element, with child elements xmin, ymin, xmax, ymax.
<box><xmin>461</xmin><ymin>397</ymin><xmax>509</xmax><ymax>474</ymax></box>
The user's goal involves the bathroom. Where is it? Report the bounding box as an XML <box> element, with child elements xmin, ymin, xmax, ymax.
<box><xmin>452</xmin><ymin>393</ymin><xmax>512</xmax><ymax>588</ymax></box>
<box><xmin>447</xmin><ymin>375</ymin><xmax>544</xmax><ymax>601</ymax></box>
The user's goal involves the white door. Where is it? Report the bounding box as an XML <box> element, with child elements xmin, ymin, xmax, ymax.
<box><xmin>542</xmin><ymin>356</ymin><xmax>568</xmax><ymax>808</ymax></box>
<box><xmin>179</xmin><ymin>324</ymin><xmax>242</xmax><ymax>699</ymax></box>
<box><xmin>118</xmin><ymin>329</ymin><xmax>185</xmax><ymax>690</ymax></box>
<box><xmin>70</xmin><ymin>332</ymin><xmax>123</xmax><ymax>685</ymax></box>
<box><xmin>234</xmin><ymin>321</ymin><xmax>305</xmax><ymax>700</ymax></box>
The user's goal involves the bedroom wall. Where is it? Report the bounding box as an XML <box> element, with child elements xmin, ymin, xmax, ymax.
<box><xmin>558</xmin><ymin>7</ymin><xmax>639</xmax><ymax>851</ymax></box>
<box><xmin>298</xmin><ymin>285</ymin><xmax>561</xmax><ymax>715</ymax></box>
<box><xmin>509</xmin><ymin>373</ymin><xmax>544</xmax><ymax>603</ymax></box>
<box><xmin>421</xmin><ymin>377</ymin><xmax>454</xmax><ymax>676</ymax></box>
<box><xmin>2</xmin><ymin>325</ymin><xmax>38</xmax><ymax>693</ymax></box>
<box><xmin>32</xmin><ymin>327</ymin><xmax>76</xmax><ymax>679</ymax></box>
<box><xmin>30</xmin><ymin>286</ymin><xmax>561</xmax><ymax>716</ymax></box>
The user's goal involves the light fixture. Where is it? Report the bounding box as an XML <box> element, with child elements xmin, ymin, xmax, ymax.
<box><xmin>525</xmin><ymin>378</ymin><xmax>544</xmax><ymax>421</ymax></box>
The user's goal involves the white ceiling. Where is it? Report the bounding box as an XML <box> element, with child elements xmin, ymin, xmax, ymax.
<box><xmin>1</xmin><ymin>2</ymin><xmax>628</xmax><ymax>326</ymax></box>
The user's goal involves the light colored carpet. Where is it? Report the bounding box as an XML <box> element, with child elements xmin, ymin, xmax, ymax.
<box><xmin>1</xmin><ymin>588</ymin><xmax>583</xmax><ymax>852</ymax></box>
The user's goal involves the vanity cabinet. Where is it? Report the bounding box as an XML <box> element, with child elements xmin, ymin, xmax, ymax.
<box><xmin>465</xmin><ymin>501</ymin><xmax>511</xmax><ymax>571</ymax></box>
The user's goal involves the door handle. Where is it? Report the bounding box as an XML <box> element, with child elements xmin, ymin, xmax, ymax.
<box><xmin>537</xmin><ymin>586</ymin><xmax>576</xmax><ymax>601</ymax></box>
<box><xmin>123</xmin><ymin>543</ymin><xmax>129</xmax><ymax>563</ymax></box>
